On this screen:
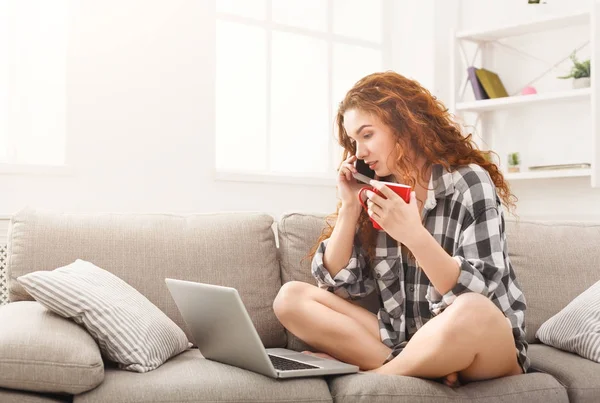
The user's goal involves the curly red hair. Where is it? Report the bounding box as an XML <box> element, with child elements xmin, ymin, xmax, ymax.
<box><xmin>307</xmin><ymin>71</ymin><xmax>517</xmax><ymax>264</ymax></box>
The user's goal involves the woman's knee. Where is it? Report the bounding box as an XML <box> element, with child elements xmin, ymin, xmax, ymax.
<box><xmin>441</xmin><ymin>293</ymin><xmax>503</xmax><ymax>338</ymax></box>
<box><xmin>447</xmin><ymin>294</ymin><xmax>522</xmax><ymax>380</ymax></box>
<box><xmin>273</xmin><ymin>281</ymin><xmax>313</xmax><ymax>320</ymax></box>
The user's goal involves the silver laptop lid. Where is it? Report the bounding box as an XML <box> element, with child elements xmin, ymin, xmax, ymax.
<box><xmin>165</xmin><ymin>278</ymin><xmax>277</xmax><ymax>378</ymax></box>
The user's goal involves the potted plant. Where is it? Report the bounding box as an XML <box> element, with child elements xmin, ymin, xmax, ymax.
<box><xmin>507</xmin><ymin>152</ymin><xmax>520</xmax><ymax>173</ymax></box>
<box><xmin>558</xmin><ymin>50</ymin><xmax>591</xmax><ymax>89</ymax></box>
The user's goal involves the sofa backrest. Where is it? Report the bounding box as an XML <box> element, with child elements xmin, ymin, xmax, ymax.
<box><xmin>277</xmin><ymin>212</ymin><xmax>380</xmax><ymax>351</ymax></box>
<box><xmin>277</xmin><ymin>213</ymin><xmax>600</xmax><ymax>346</ymax></box>
<box><xmin>505</xmin><ymin>219</ymin><xmax>600</xmax><ymax>344</ymax></box>
<box><xmin>7</xmin><ymin>207</ymin><xmax>286</xmax><ymax>348</ymax></box>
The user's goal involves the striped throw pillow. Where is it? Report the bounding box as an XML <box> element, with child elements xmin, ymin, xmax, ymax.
<box><xmin>536</xmin><ymin>280</ymin><xmax>600</xmax><ymax>363</ymax></box>
<box><xmin>17</xmin><ymin>259</ymin><xmax>191</xmax><ymax>373</ymax></box>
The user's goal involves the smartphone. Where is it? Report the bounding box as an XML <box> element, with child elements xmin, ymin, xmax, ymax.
<box><xmin>355</xmin><ymin>159</ymin><xmax>376</xmax><ymax>179</ymax></box>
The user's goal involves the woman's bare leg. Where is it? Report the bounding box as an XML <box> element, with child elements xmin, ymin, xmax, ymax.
<box><xmin>371</xmin><ymin>292</ymin><xmax>523</xmax><ymax>381</ymax></box>
<box><xmin>273</xmin><ymin>281</ymin><xmax>391</xmax><ymax>370</ymax></box>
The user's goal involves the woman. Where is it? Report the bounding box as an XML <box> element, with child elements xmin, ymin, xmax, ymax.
<box><xmin>273</xmin><ymin>71</ymin><xmax>528</xmax><ymax>387</ymax></box>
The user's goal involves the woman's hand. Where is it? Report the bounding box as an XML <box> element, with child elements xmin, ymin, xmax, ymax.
<box><xmin>364</xmin><ymin>180</ymin><xmax>425</xmax><ymax>247</ymax></box>
<box><xmin>337</xmin><ymin>155</ymin><xmax>365</xmax><ymax>210</ymax></box>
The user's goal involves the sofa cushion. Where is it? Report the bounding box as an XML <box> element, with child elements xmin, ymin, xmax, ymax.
<box><xmin>505</xmin><ymin>220</ymin><xmax>600</xmax><ymax>344</ymax></box>
<box><xmin>278</xmin><ymin>212</ymin><xmax>328</xmax><ymax>285</ymax></box>
<box><xmin>328</xmin><ymin>372</ymin><xmax>567</xmax><ymax>403</ymax></box>
<box><xmin>7</xmin><ymin>207</ymin><xmax>285</xmax><ymax>348</ymax></box>
<box><xmin>536</xmin><ymin>280</ymin><xmax>600</xmax><ymax>362</ymax></box>
<box><xmin>529</xmin><ymin>344</ymin><xmax>600</xmax><ymax>403</ymax></box>
<box><xmin>73</xmin><ymin>349</ymin><xmax>333</xmax><ymax>403</ymax></box>
<box><xmin>0</xmin><ymin>388</ymin><xmax>72</xmax><ymax>403</ymax></box>
<box><xmin>0</xmin><ymin>301</ymin><xmax>104</xmax><ymax>394</ymax></box>
<box><xmin>18</xmin><ymin>260</ymin><xmax>190</xmax><ymax>373</ymax></box>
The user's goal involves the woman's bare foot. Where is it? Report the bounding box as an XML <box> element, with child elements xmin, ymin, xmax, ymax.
<box><xmin>364</xmin><ymin>366</ymin><xmax>462</xmax><ymax>385</ymax></box>
<box><xmin>443</xmin><ymin>372</ymin><xmax>461</xmax><ymax>388</ymax></box>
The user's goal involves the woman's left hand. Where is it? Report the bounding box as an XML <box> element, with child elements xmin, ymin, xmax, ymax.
<box><xmin>365</xmin><ymin>180</ymin><xmax>424</xmax><ymax>246</ymax></box>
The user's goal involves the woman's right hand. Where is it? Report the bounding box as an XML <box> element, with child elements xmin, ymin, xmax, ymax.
<box><xmin>337</xmin><ymin>155</ymin><xmax>366</xmax><ymax>211</ymax></box>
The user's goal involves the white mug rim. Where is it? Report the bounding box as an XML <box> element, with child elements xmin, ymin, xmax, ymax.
<box><xmin>374</xmin><ymin>181</ymin><xmax>411</xmax><ymax>188</ymax></box>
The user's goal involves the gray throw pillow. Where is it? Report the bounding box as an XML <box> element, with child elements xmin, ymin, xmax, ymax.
<box><xmin>0</xmin><ymin>301</ymin><xmax>104</xmax><ymax>394</ymax></box>
<box><xmin>17</xmin><ymin>259</ymin><xmax>191</xmax><ymax>372</ymax></box>
<box><xmin>536</xmin><ymin>280</ymin><xmax>600</xmax><ymax>362</ymax></box>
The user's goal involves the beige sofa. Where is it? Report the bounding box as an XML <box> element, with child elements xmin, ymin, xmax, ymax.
<box><xmin>0</xmin><ymin>208</ymin><xmax>599</xmax><ymax>403</ymax></box>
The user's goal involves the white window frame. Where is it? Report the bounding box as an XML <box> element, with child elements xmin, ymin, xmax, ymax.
<box><xmin>214</xmin><ymin>0</ymin><xmax>393</xmax><ymax>187</ymax></box>
<box><xmin>0</xmin><ymin>163</ymin><xmax>71</xmax><ymax>176</ymax></box>
<box><xmin>0</xmin><ymin>0</ymin><xmax>72</xmax><ymax>177</ymax></box>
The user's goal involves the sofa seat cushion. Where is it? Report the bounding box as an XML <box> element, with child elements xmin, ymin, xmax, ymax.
<box><xmin>73</xmin><ymin>349</ymin><xmax>332</xmax><ymax>403</ymax></box>
<box><xmin>529</xmin><ymin>344</ymin><xmax>600</xmax><ymax>403</ymax></box>
<box><xmin>0</xmin><ymin>388</ymin><xmax>71</xmax><ymax>403</ymax></box>
<box><xmin>0</xmin><ymin>301</ymin><xmax>104</xmax><ymax>394</ymax></box>
<box><xmin>327</xmin><ymin>372</ymin><xmax>568</xmax><ymax>403</ymax></box>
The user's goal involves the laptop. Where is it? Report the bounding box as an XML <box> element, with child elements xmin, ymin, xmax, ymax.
<box><xmin>165</xmin><ymin>278</ymin><xmax>359</xmax><ymax>378</ymax></box>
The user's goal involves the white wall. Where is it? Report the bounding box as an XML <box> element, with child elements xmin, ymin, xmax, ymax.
<box><xmin>0</xmin><ymin>0</ymin><xmax>337</xmax><ymax>221</ymax></box>
<box><xmin>390</xmin><ymin>1</ymin><xmax>436</xmax><ymax>91</ymax></box>
<box><xmin>1</xmin><ymin>0</ymin><xmax>599</xmax><ymax>223</ymax></box>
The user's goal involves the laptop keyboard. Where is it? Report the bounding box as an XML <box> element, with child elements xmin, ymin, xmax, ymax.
<box><xmin>268</xmin><ymin>354</ymin><xmax>319</xmax><ymax>371</ymax></box>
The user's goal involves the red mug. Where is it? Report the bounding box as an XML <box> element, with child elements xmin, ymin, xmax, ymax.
<box><xmin>357</xmin><ymin>182</ymin><xmax>412</xmax><ymax>230</ymax></box>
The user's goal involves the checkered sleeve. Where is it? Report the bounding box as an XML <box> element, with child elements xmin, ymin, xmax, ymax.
<box><xmin>427</xmin><ymin>206</ymin><xmax>507</xmax><ymax>315</ymax></box>
<box><xmin>311</xmin><ymin>237</ymin><xmax>375</xmax><ymax>300</ymax></box>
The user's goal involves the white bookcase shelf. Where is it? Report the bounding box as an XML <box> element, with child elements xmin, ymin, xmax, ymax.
<box><xmin>456</xmin><ymin>11</ymin><xmax>590</xmax><ymax>42</ymax></box>
<box><xmin>504</xmin><ymin>168</ymin><xmax>592</xmax><ymax>181</ymax></box>
<box><xmin>456</xmin><ymin>88</ymin><xmax>591</xmax><ymax>112</ymax></box>
<box><xmin>451</xmin><ymin>2</ymin><xmax>600</xmax><ymax>186</ymax></box>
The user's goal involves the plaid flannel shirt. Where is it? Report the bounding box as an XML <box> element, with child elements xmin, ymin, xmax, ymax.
<box><xmin>311</xmin><ymin>164</ymin><xmax>529</xmax><ymax>372</ymax></box>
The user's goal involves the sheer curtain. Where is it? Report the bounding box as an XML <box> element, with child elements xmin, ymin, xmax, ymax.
<box><xmin>0</xmin><ymin>0</ymin><xmax>68</xmax><ymax>166</ymax></box>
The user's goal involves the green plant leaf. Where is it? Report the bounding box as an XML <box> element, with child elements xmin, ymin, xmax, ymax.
<box><xmin>557</xmin><ymin>50</ymin><xmax>591</xmax><ymax>79</ymax></box>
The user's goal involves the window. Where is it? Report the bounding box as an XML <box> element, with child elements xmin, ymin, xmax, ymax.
<box><xmin>0</xmin><ymin>0</ymin><xmax>68</xmax><ymax>167</ymax></box>
<box><xmin>216</xmin><ymin>0</ymin><xmax>389</xmax><ymax>180</ymax></box>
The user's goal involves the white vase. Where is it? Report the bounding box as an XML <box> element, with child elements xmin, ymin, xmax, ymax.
<box><xmin>573</xmin><ymin>77</ymin><xmax>591</xmax><ymax>89</ymax></box>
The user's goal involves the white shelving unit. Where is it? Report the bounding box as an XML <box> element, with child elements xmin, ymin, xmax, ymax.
<box><xmin>456</xmin><ymin>87</ymin><xmax>591</xmax><ymax>113</ymax></box>
<box><xmin>505</xmin><ymin>168</ymin><xmax>592</xmax><ymax>180</ymax></box>
<box><xmin>450</xmin><ymin>3</ymin><xmax>600</xmax><ymax>186</ymax></box>
<box><xmin>456</xmin><ymin>11</ymin><xmax>590</xmax><ymax>42</ymax></box>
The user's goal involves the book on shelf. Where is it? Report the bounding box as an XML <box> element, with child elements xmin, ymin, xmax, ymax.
<box><xmin>467</xmin><ymin>67</ymin><xmax>489</xmax><ymax>100</ymax></box>
<box><xmin>475</xmin><ymin>68</ymin><xmax>509</xmax><ymax>99</ymax></box>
